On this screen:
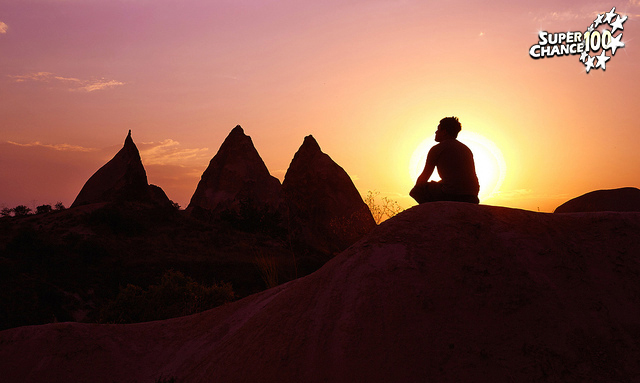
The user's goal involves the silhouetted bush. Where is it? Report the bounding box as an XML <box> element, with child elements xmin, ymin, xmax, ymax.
<box><xmin>12</xmin><ymin>205</ymin><xmax>32</xmax><ymax>217</ymax></box>
<box><xmin>365</xmin><ymin>190</ymin><xmax>404</xmax><ymax>224</ymax></box>
<box><xmin>1</xmin><ymin>207</ymin><xmax>12</xmax><ymax>217</ymax></box>
<box><xmin>100</xmin><ymin>270</ymin><xmax>236</xmax><ymax>324</ymax></box>
<box><xmin>36</xmin><ymin>204</ymin><xmax>52</xmax><ymax>214</ymax></box>
<box><xmin>54</xmin><ymin>202</ymin><xmax>66</xmax><ymax>210</ymax></box>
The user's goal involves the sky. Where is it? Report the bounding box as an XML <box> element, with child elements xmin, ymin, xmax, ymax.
<box><xmin>1</xmin><ymin>0</ymin><xmax>639</xmax><ymax>213</ymax></box>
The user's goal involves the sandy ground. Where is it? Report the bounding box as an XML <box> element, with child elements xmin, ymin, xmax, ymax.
<box><xmin>2</xmin><ymin>202</ymin><xmax>640</xmax><ymax>383</ymax></box>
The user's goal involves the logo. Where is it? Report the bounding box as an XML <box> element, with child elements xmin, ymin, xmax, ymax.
<box><xmin>529</xmin><ymin>6</ymin><xmax>626</xmax><ymax>73</ymax></box>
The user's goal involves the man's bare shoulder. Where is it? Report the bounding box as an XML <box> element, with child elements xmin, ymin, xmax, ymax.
<box><xmin>427</xmin><ymin>142</ymin><xmax>444</xmax><ymax>158</ymax></box>
<box><xmin>443</xmin><ymin>139</ymin><xmax>472</xmax><ymax>151</ymax></box>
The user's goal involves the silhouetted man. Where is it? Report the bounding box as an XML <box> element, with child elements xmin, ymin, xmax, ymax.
<box><xmin>410</xmin><ymin>116</ymin><xmax>480</xmax><ymax>204</ymax></box>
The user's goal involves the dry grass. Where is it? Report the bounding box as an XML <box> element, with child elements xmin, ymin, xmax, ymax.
<box><xmin>254</xmin><ymin>250</ymin><xmax>279</xmax><ymax>289</ymax></box>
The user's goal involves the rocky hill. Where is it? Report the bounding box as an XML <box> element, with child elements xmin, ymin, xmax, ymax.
<box><xmin>282</xmin><ymin>135</ymin><xmax>376</xmax><ymax>254</ymax></box>
<box><xmin>3</xmin><ymin>203</ymin><xmax>640</xmax><ymax>383</ymax></box>
<box><xmin>71</xmin><ymin>130</ymin><xmax>171</xmax><ymax>208</ymax></box>
<box><xmin>187</xmin><ymin>125</ymin><xmax>281</xmax><ymax>216</ymax></box>
<box><xmin>187</xmin><ymin>126</ymin><xmax>375</xmax><ymax>255</ymax></box>
<box><xmin>555</xmin><ymin>187</ymin><xmax>640</xmax><ymax>213</ymax></box>
<box><xmin>0</xmin><ymin>127</ymin><xmax>376</xmax><ymax>331</ymax></box>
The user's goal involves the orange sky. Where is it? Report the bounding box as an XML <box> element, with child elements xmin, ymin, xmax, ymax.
<box><xmin>1</xmin><ymin>0</ymin><xmax>639</xmax><ymax>213</ymax></box>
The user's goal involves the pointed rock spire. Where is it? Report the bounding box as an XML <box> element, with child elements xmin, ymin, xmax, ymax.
<box><xmin>299</xmin><ymin>134</ymin><xmax>321</xmax><ymax>152</ymax></box>
<box><xmin>71</xmin><ymin>131</ymin><xmax>170</xmax><ymax>208</ymax></box>
<box><xmin>282</xmin><ymin>135</ymin><xmax>375</xmax><ymax>253</ymax></box>
<box><xmin>187</xmin><ymin>125</ymin><xmax>281</xmax><ymax>214</ymax></box>
<box><xmin>125</xmin><ymin>129</ymin><xmax>133</xmax><ymax>144</ymax></box>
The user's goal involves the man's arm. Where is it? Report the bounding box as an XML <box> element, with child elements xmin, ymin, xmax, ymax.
<box><xmin>415</xmin><ymin>147</ymin><xmax>437</xmax><ymax>185</ymax></box>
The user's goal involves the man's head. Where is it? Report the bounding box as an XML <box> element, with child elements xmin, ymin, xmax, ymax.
<box><xmin>435</xmin><ymin>116</ymin><xmax>462</xmax><ymax>142</ymax></box>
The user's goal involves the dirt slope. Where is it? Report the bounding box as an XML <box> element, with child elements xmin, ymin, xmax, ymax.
<box><xmin>2</xmin><ymin>203</ymin><xmax>640</xmax><ymax>383</ymax></box>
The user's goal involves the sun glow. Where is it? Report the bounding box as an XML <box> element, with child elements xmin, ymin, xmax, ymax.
<box><xmin>409</xmin><ymin>131</ymin><xmax>506</xmax><ymax>201</ymax></box>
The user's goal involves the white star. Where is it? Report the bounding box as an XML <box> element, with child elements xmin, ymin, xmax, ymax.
<box><xmin>585</xmin><ymin>55</ymin><xmax>596</xmax><ymax>73</ymax></box>
<box><xmin>595</xmin><ymin>50</ymin><xmax>610</xmax><ymax>70</ymax></box>
<box><xmin>611</xmin><ymin>14</ymin><xmax>627</xmax><ymax>34</ymax></box>
<box><xmin>604</xmin><ymin>7</ymin><xmax>617</xmax><ymax>24</ymax></box>
<box><xmin>587</xmin><ymin>24</ymin><xmax>595</xmax><ymax>32</ymax></box>
<box><xmin>593</xmin><ymin>13</ymin><xmax>605</xmax><ymax>28</ymax></box>
<box><xmin>580</xmin><ymin>51</ymin><xmax>588</xmax><ymax>62</ymax></box>
<box><xmin>608</xmin><ymin>32</ymin><xmax>625</xmax><ymax>55</ymax></box>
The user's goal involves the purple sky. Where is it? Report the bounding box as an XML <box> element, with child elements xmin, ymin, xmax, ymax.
<box><xmin>1</xmin><ymin>0</ymin><xmax>639</xmax><ymax>212</ymax></box>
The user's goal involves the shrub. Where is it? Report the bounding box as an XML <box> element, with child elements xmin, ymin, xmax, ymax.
<box><xmin>12</xmin><ymin>205</ymin><xmax>32</xmax><ymax>217</ymax></box>
<box><xmin>36</xmin><ymin>204</ymin><xmax>52</xmax><ymax>214</ymax></box>
<box><xmin>364</xmin><ymin>190</ymin><xmax>404</xmax><ymax>224</ymax></box>
<box><xmin>1</xmin><ymin>207</ymin><xmax>12</xmax><ymax>217</ymax></box>
<box><xmin>100</xmin><ymin>270</ymin><xmax>236</xmax><ymax>323</ymax></box>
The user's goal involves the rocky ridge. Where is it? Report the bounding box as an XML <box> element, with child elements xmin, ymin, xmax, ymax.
<box><xmin>2</xmin><ymin>203</ymin><xmax>640</xmax><ymax>382</ymax></box>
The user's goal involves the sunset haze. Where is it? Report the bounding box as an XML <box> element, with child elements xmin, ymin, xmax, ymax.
<box><xmin>1</xmin><ymin>0</ymin><xmax>639</xmax><ymax>213</ymax></box>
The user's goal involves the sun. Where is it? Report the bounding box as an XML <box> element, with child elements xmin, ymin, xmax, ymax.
<box><xmin>409</xmin><ymin>131</ymin><xmax>506</xmax><ymax>201</ymax></box>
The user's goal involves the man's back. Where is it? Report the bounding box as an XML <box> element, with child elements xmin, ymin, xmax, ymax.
<box><xmin>428</xmin><ymin>139</ymin><xmax>479</xmax><ymax>196</ymax></box>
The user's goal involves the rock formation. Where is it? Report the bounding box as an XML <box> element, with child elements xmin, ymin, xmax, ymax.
<box><xmin>554</xmin><ymin>187</ymin><xmax>640</xmax><ymax>213</ymax></box>
<box><xmin>187</xmin><ymin>125</ymin><xmax>281</xmax><ymax>216</ymax></box>
<box><xmin>71</xmin><ymin>131</ymin><xmax>171</xmax><ymax>208</ymax></box>
<box><xmin>3</xmin><ymin>203</ymin><xmax>640</xmax><ymax>383</ymax></box>
<box><xmin>281</xmin><ymin>135</ymin><xmax>375</xmax><ymax>253</ymax></box>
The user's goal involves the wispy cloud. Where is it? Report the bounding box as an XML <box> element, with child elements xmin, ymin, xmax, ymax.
<box><xmin>626</xmin><ymin>0</ymin><xmax>640</xmax><ymax>18</ymax></box>
<box><xmin>138</xmin><ymin>139</ymin><xmax>210</xmax><ymax>166</ymax></box>
<box><xmin>6</xmin><ymin>140</ymin><xmax>98</xmax><ymax>152</ymax></box>
<box><xmin>532</xmin><ymin>10</ymin><xmax>584</xmax><ymax>23</ymax></box>
<box><xmin>0</xmin><ymin>22</ymin><xmax>8</xmax><ymax>34</ymax></box>
<box><xmin>6</xmin><ymin>138</ymin><xmax>210</xmax><ymax>165</ymax></box>
<box><xmin>533</xmin><ymin>2</ymin><xmax>640</xmax><ymax>23</ymax></box>
<box><xmin>9</xmin><ymin>72</ymin><xmax>52</xmax><ymax>82</ymax></box>
<box><xmin>8</xmin><ymin>72</ymin><xmax>125</xmax><ymax>92</ymax></box>
<box><xmin>78</xmin><ymin>80</ymin><xmax>125</xmax><ymax>92</ymax></box>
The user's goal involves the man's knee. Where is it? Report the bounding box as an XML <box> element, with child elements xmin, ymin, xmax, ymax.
<box><xmin>409</xmin><ymin>183</ymin><xmax>426</xmax><ymax>203</ymax></box>
<box><xmin>410</xmin><ymin>181</ymin><xmax>442</xmax><ymax>204</ymax></box>
<box><xmin>411</xmin><ymin>182</ymin><xmax>478</xmax><ymax>204</ymax></box>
